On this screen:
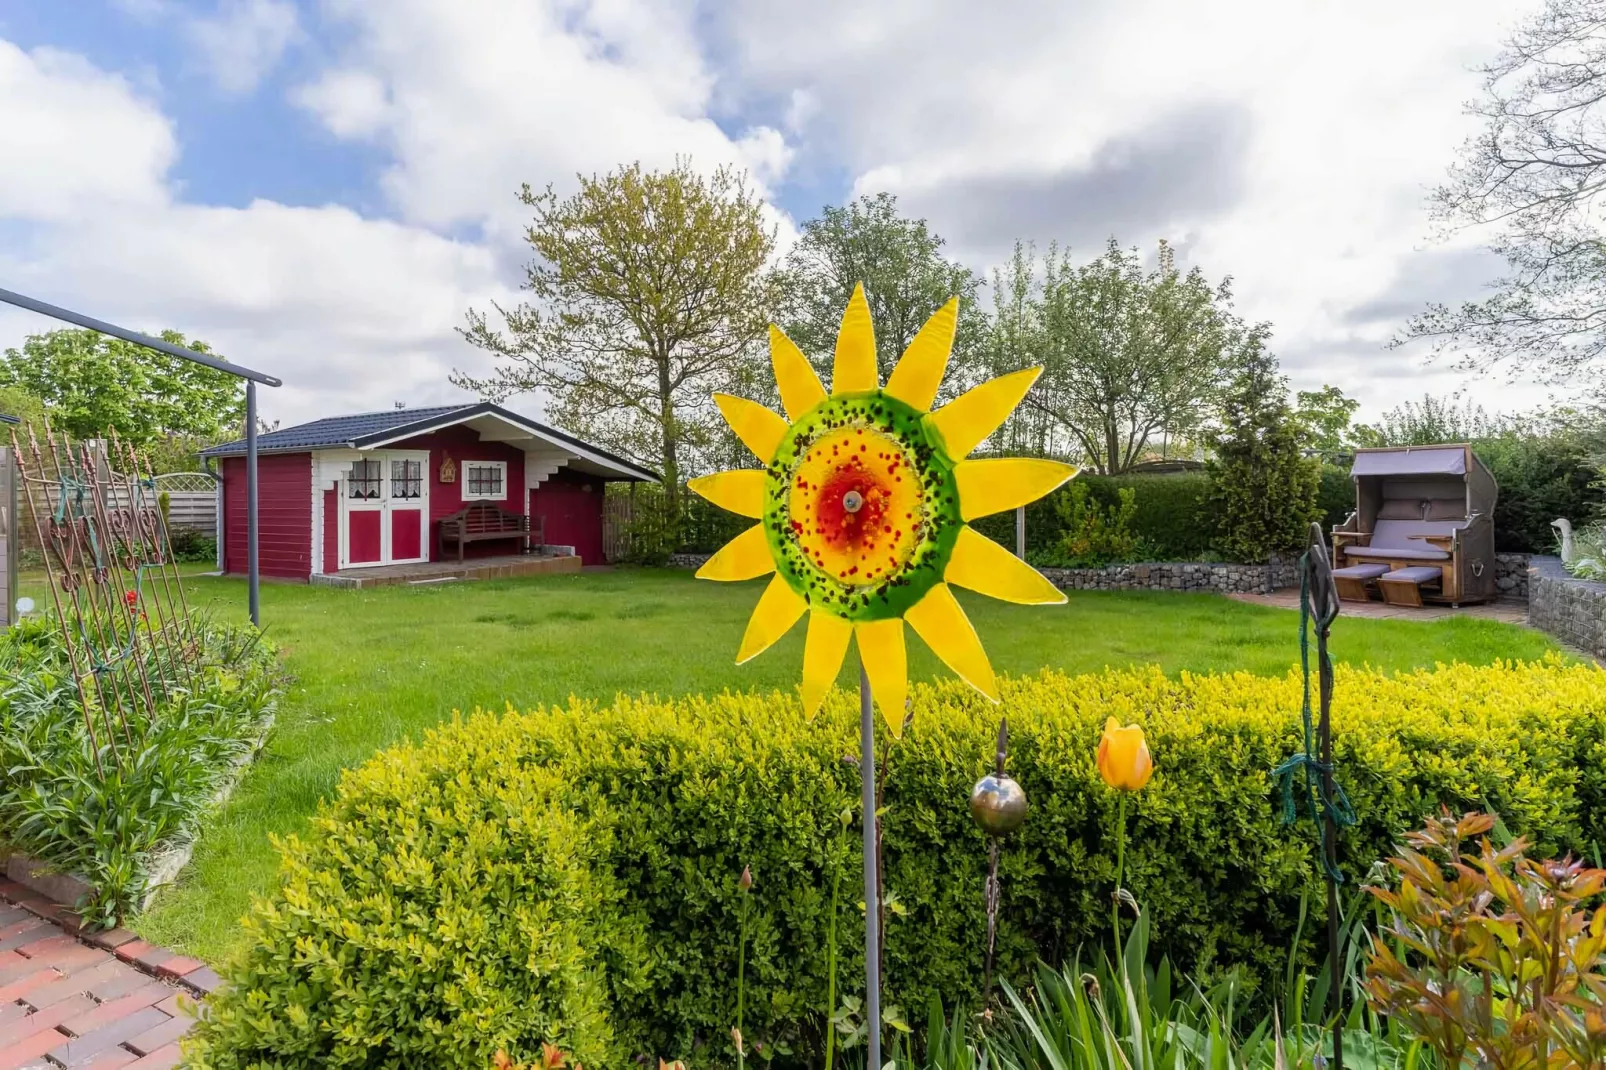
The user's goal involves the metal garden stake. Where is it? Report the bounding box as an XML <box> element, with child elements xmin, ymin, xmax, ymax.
<box><xmin>1272</xmin><ymin>522</ymin><xmax>1356</xmax><ymax>1070</ymax></box>
<box><xmin>969</xmin><ymin>718</ymin><xmax>1027</xmax><ymax>1001</ymax></box>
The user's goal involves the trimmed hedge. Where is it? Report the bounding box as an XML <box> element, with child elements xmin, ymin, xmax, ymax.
<box><xmin>188</xmin><ymin>658</ymin><xmax>1606</xmax><ymax>1068</ymax></box>
<box><xmin>972</xmin><ymin>473</ymin><xmax>1214</xmax><ymax>560</ymax></box>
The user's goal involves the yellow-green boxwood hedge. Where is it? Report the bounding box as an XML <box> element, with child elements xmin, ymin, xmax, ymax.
<box><xmin>187</xmin><ymin>657</ymin><xmax>1606</xmax><ymax>1069</ymax></box>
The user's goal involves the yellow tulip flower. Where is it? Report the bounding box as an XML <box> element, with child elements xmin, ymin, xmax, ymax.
<box><xmin>1097</xmin><ymin>717</ymin><xmax>1153</xmax><ymax>792</ymax></box>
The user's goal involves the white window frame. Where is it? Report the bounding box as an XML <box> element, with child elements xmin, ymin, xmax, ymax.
<box><xmin>461</xmin><ymin>459</ymin><xmax>509</xmax><ymax>502</ymax></box>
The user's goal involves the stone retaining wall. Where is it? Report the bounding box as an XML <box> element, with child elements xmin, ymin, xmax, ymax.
<box><xmin>667</xmin><ymin>552</ymin><xmax>1299</xmax><ymax>593</ymax></box>
<box><xmin>1496</xmin><ymin>552</ymin><xmax>1531</xmax><ymax>600</ymax></box>
<box><xmin>1039</xmin><ymin>557</ymin><xmax>1299</xmax><ymax>594</ymax></box>
<box><xmin>1528</xmin><ymin>555</ymin><xmax>1606</xmax><ymax>660</ymax></box>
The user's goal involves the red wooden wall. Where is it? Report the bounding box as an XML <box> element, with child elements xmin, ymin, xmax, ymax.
<box><xmin>530</xmin><ymin>468</ymin><xmax>606</xmax><ymax>565</ymax></box>
<box><xmin>388</xmin><ymin>426</ymin><xmax>529</xmax><ymax>561</ymax></box>
<box><xmin>221</xmin><ymin>453</ymin><xmax>312</xmax><ymax>578</ymax></box>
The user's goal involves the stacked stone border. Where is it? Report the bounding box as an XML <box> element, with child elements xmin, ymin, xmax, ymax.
<box><xmin>675</xmin><ymin>550</ymin><xmax>1537</xmax><ymax>595</ymax></box>
<box><xmin>1528</xmin><ymin>555</ymin><xmax>1606</xmax><ymax>661</ymax></box>
<box><xmin>669</xmin><ymin>548</ymin><xmax>1603</xmax><ymax>658</ymax></box>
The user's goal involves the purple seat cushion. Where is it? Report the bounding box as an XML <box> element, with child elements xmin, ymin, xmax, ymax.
<box><xmin>1381</xmin><ymin>566</ymin><xmax>1443</xmax><ymax>585</ymax></box>
<box><xmin>1332</xmin><ymin>563</ymin><xmax>1389</xmax><ymax>580</ymax></box>
<box><xmin>1345</xmin><ymin>546</ymin><xmax>1451</xmax><ymax>562</ymax></box>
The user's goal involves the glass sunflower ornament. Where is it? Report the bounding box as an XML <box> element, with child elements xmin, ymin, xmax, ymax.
<box><xmin>692</xmin><ymin>283</ymin><xmax>1076</xmax><ymax>733</ymax></box>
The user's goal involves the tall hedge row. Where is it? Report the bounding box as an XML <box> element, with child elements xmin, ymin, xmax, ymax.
<box><xmin>188</xmin><ymin>658</ymin><xmax>1606</xmax><ymax>1069</ymax></box>
<box><xmin>970</xmin><ymin>472</ymin><xmax>1218</xmax><ymax>560</ymax></box>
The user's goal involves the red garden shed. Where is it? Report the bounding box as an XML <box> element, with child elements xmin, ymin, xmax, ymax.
<box><xmin>202</xmin><ymin>403</ymin><xmax>657</xmax><ymax>580</ymax></box>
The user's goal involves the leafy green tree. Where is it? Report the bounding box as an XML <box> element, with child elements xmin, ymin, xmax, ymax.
<box><xmin>456</xmin><ymin>160</ymin><xmax>776</xmax><ymax>509</ymax></box>
<box><xmin>1293</xmin><ymin>385</ymin><xmax>1360</xmax><ymax>454</ymax></box>
<box><xmin>1351</xmin><ymin>393</ymin><xmax>1503</xmax><ymax>447</ymax></box>
<box><xmin>1205</xmin><ymin>339</ymin><xmax>1320</xmax><ymax>561</ymax></box>
<box><xmin>776</xmin><ymin>192</ymin><xmax>984</xmax><ymax>396</ymax></box>
<box><xmin>1399</xmin><ymin>0</ymin><xmax>1606</xmax><ymax>383</ymax></box>
<box><xmin>0</xmin><ymin>386</ymin><xmax>47</xmax><ymax>431</ymax></box>
<box><xmin>0</xmin><ymin>329</ymin><xmax>244</xmax><ymax>448</ymax></box>
<box><xmin>990</xmin><ymin>239</ymin><xmax>1248</xmax><ymax>474</ymax></box>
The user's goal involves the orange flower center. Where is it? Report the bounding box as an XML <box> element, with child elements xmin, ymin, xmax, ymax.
<box><xmin>788</xmin><ymin>427</ymin><xmax>924</xmax><ymax>587</ymax></box>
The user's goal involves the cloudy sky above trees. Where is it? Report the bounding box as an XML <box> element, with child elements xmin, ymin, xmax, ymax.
<box><xmin>0</xmin><ymin>0</ymin><xmax>1563</xmax><ymax>425</ymax></box>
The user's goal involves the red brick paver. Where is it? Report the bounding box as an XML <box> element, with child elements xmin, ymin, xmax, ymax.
<box><xmin>0</xmin><ymin>884</ymin><xmax>205</xmax><ymax>1069</ymax></box>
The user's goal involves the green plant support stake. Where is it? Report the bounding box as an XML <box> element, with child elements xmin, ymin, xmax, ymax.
<box><xmin>1271</xmin><ymin>521</ymin><xmax>1355</xmax><ymax>1070</ymax></box>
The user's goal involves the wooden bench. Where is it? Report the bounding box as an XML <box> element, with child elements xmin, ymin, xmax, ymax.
<box><xmin>437</xmin><ymin>501</ymin><xmax>542</xmax><ymax>561</ymax></box>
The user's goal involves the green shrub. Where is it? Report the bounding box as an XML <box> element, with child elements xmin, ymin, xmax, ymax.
<box><xmin>606</xmin><ymin>484</ymin><xmax>750</xmax><ymax>562</ymax></box>
<box><xmin>194</xmin><ymin>658</ymin><xmax>1606</xmax><ymax>1068</ymax></box>
<box><xmin>972</xmin><ymin>473</ymin><xmax>1212</xmax><ymax>561</ymax></box>
<box><xmin>1205</xmin><ymin>348</ymin><xmax>1321</xmax><ymax>561</ymax></box>
<box><xmin>1474</xmin><ymin>431</ymin><xmax>1605</xmax><ymax>552</ymax></box>
<box><xmin>183</xmin><ymin>717</ymin><xmax>621</xmax><ymax>1069</ymax></box>
<box><xmin>0</xmin><ymin>615</ymin><xmax>279</xmax><ymax>924</ymax></box>
<box><xmin>166</xmin><ymin>527</ymin><xmax>217</xmax><ymax>563</ymax></box>
<box><xmin>1034</xmin><ymin>484</ymin><xmax>1143</xmax><ymax>567</ymax></box>
<box><xmin>1315</xmin><ymin>463</ymin><xmax>1352</xmax><ymax>533</ymax></box>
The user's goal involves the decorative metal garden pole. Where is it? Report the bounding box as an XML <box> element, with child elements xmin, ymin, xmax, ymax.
<box><xmin>1272</xmin><ymin>522</ymin><xmax>1351</xmax><ymax>1070</ymax></box>
<box><xmin>969</xmin><ymin>719</ymin><xmax>1027</xmax><ymax>1001</ymax></box>
<box><xmin>1307</xmin><ymin>523</ymin><xmax>1344</xmax><ymax>1070</ymax></box>
<box><xmin>858</xmin><ymin>664</ymin><xmax>881</xmax><ymax>1070</ymax></box>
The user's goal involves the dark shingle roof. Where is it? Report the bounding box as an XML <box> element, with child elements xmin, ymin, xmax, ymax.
<box><xmin>201</xmin><ymin>406</ymin><xmax>465</xmax><ymax>455</ymax></box>
<box><xmin>200</xmin><ymin>402</ymin><xmax>658</xmax><ymax>482</ymax></box>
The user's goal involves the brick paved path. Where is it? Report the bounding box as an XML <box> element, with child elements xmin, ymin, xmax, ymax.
<box><xmin>0</xmin><ymin>879</ymin><xmax>219</xmax><ymax>1069</ymax></box>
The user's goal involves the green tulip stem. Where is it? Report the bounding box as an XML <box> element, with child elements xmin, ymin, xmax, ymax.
<box><xmin>1112</xmin><ymin>791</ymin><xmax>1127</xmax><ymax>957</ymax></box>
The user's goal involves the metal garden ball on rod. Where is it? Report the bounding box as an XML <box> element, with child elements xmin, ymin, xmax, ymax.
<box><xmin>0</xmin><ymin>287</ymin><xmax>282</xmax><ymax>626</ymax></box>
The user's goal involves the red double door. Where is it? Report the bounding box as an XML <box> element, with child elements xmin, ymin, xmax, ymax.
<box><xmin>341</xmin><ymin>452</ymin><xmax>429</xmax><ymax>568</ymax></box>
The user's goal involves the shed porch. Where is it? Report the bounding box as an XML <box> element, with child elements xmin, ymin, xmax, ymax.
<box><xmin>309</xmin><ymin>550</ymin><xmax>581</xmax><ymax>589</ymax></box>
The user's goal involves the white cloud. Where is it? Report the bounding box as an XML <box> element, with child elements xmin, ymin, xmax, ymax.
<box><xmin>291</xmin><ymin>69</ymin><xmax>390</xmax><ymax>139</ymax></box>
<box><xmin>2</xmin><ymin>0</ymin><xmax>1579</xmax><ymax>433</ymax></box>
<box><xmin>707</xmin><ymin>0</ymin><xmax>1563</xmax><ymax>417</ymax></box>
<box><xmin>184</xmin><ymin>0</ymin><xmax>300</xmax><ymax>96</ymax></box>
<box><xmin>0</xmin><ymin>38</ymin><xmax>511</xmax><ymax>427</ymax></box>
<box><xmin>305</xmin><ymin>0</ymin><xmax>792</xmax><ymax>243</ymax></box>
<box><xmin>0</xmin><ymin>41</ymin><xmax>174</xmax><ymax>220</ymax></box>
<box><xmin>0</xmin><ymin>4</ymin><xmax>798</xmax><ymax>428</ymax></box>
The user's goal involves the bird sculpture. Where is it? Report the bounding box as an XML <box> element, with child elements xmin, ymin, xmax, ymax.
<box><xmin>1552</xmin><ymin>517</ymin><xmax>1576</xmax><ymax>563</ymax></box>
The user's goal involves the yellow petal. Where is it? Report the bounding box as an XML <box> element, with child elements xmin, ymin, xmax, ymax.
<box><xmin>854</xmin><ymin>618</ymin><xmax>908</xmax><ymax>737</ymax></box>
<box><xmin>737</xmin><ymin>574</ymin><xmax>808</xmax><ymax>663</ymax></box>
<box><xmin>945</xmin><ymin>525</ymin><xmax>1066</xmax><ymax>605</ymax></box>
<box><xmin>884</xmin><ymin>297</ymin><xmax>958</xmax><ymax>412</ymax></box>
<box><xmin>714</xmin><ymin>393</ymin><xmax>788</xmax><ymax>464</ymax></box>
<box><xmin>927</xmin><ymin>367</ymin><xmax>1042</xmax><ymax>459</ymax></box>
<box><xmin>904</xmin><ymin>583</ymin><xmax>998</xmax><ymax>701</ymax></box>
<box><xmin>801</xmin><ymin>610</ymin><xmax>852</xmax><ymax>717</ymax></box>
<box><xmin>695</xmin><ymin>525</ymin><xmax>775</xmax><ymax>582</ymax></box>
<box><xmin>770</xmin><ymin>325</ymin><xmax>827</xmax><ymax>421</ymax></box>
<box><xmin>832</xmin><ymin>282</ymin><xmax>878</xmax><ymax>395</ymax></box>
<box><xmin>687</xmin><ymin>470</ymin><xmax>766</xmax><ymax>519</ymax></box>
<box><xmin>955</xmin><ymin>458</ymin><xmax>1078</xmax><ymax>520</ymax></box>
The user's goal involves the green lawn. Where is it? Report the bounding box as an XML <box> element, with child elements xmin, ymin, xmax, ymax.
<box><xmin>94</xmin><ymin>566</ymin><xmax>1555</xmax><ymax>962</ymax></box>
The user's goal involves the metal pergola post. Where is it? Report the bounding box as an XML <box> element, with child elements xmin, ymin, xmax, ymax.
<box><xmin>0</xmin><ymin>287</ymin><xmax>281</xmax><ymax>627</ymax></box>
<box><xmin>245</xmin><ymin>382</ymin><xmax>259</xmax><ymax>625</ymax></box>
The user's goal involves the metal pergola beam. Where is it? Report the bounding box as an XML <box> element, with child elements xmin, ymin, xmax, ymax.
<box><xmin>0</xmin><ymin>286</ymin><xmax>280</xmax><ymax>625</ymax></box>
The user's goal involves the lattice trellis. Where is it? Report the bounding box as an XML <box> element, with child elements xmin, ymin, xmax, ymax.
<box><xmin>12</xmin><ymin>423</ymin><xmax>199</xmax><ymax>780</ymax></box>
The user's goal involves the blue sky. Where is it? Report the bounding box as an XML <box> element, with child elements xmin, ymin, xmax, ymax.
<box><xmin>0</xmin><ymin>0</ymin><xmax>1564</xmax><ymax>427</ymax></box>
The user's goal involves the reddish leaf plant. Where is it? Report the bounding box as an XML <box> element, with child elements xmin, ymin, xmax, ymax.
<box><xmin>1364</xmin><ymin>810</ymin><xmax>1606</xmax><ymax>1069</ymax></box>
